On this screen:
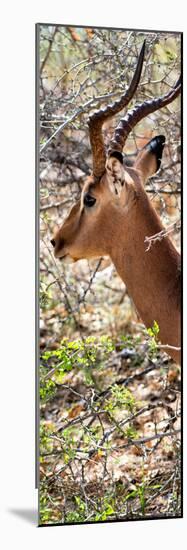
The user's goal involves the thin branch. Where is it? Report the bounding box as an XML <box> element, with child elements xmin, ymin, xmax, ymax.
<box><xmin>159</xmin><ymin>344</ymin><xmax>181</xmax><ymax>352</ymax></box>
<box><xmin>145</xmin><ymin>219</ymin><xmax>181</xmax><ymax>251</ymax></box>
<box><xmin>40</xmin><ymin>89</ymin><xmax>127</xmax><ymax>154</ymax></box>
<box><xmin>40</xmin><ymin>26</ymin><xmax>59</xmax><ymax>75</ymax></box>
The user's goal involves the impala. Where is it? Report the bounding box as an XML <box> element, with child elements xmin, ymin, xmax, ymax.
<box><xmin>51</xmin><ymin>41</ymin><xmax>181</xmax><ymax>363</ymax></box>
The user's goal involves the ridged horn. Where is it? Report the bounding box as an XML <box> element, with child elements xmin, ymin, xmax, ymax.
<box><xmin>88</xmin><ymin>40</ymin><xmax>146</xmax><ymax>178</ymax></box>
<box><xmin>108</xmin><ymin>75</ymin><xmax>181</xmax><ymax>155</ymax></box>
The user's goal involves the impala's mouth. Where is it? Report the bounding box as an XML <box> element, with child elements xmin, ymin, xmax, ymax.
<box><xmin>58</xmin><ymin>254</ymin><xmax>75</xmax><ymax>264</ymax></box>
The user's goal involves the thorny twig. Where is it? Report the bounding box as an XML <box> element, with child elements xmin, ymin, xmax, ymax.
<box><xmin>145</xmin><ymin>220</ymin><xmax>181</xmax><ymax>251</ymax></box>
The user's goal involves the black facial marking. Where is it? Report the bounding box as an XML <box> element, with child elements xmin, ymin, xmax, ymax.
<box><xmin>146</xmin><ymin>135</ymin><xmax>165</xmax><ymax>171</ymax></box>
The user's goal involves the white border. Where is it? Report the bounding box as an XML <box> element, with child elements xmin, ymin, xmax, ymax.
<box><xmin>1</xmin><ymin>1</ymin><xmax>186</xmax><ymax>548</ymax></box>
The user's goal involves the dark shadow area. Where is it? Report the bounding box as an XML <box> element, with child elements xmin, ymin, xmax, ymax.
<box><xmin>8</xmin><ymin>508</ymin><xmax>38</xmax><ymax>525</ymax></box>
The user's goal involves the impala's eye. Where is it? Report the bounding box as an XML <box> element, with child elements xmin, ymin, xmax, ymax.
<box><xmin>83</xmin><ymin>193</ymin><xmax>96</xmax><ymax>207</ymax></box>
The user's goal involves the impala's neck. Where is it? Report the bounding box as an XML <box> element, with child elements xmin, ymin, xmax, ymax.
<box><xmin>110</xmin><ymin>183</ymin><xmax>181</xmax><ymax>361</ymax></box>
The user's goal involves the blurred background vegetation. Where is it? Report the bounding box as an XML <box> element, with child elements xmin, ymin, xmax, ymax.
<box><xmin>38</xmin><ymin>26</ymin><xmax>181</xmax><ymax>525</ymax></box>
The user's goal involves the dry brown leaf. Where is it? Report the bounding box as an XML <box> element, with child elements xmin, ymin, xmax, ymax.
<box><xmin>68</xmin><ymin>27</ymin><xmax>81</xmax><ymax>41</ymax></box>
<box><xmin>68</xmin><ymin>404</ymin><xmax>84</xmax><ymax>419</ymax></box>
<box><xmin>85</xmin><ymin>28</ymin><xmax>94</xmax><ymax>39</ymax></box>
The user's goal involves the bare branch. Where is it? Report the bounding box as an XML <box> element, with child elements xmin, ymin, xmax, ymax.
<box><xmin>145</xmin><ymin>219</ymin><xmax>181</xmax><ymax>251</ymax></box>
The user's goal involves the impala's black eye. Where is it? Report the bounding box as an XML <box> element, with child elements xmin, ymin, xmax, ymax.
<box><xmin>83</xmin><ymin>193</ymin><xmax>96</xmax><ymax>207</ymax></box>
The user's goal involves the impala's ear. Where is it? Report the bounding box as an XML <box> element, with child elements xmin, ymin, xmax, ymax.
<box><xmin>105</xmin><ymin>155</ymin><xmax>125</xmax><ymax>196</ymax></box>
<box><xmin>134</xmin><ymin>135</ymin><xmax>165</xmax><ymax>183</ymax></box>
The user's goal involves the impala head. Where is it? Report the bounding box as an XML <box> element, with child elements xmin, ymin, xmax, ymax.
<box><xmin>51</xmin><ymin>41</ymin><xmax>181</xmax><ymax>263</ymax></box>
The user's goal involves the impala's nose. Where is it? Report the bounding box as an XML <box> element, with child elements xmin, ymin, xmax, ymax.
<box><xmin>50</xmin><ymin>238</ymin><xmax>56</xmax><ymax>248</ymax></box>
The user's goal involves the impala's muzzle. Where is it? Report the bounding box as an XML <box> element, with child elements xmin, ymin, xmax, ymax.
<box><xmin>50</xmin><ymin>235</ymin><xmax>66</xmax><ymax>259</ymax></box>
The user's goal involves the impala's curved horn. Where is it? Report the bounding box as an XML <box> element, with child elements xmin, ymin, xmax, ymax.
<box><xmin>88</xmin><ymin>40</ymin><xmax>146</xmax><ymax>178</ymax></box>
<box><xmin>108</xmin><ymin>76</ymin><xmax>181</xmax><ymax>155</ymax></box>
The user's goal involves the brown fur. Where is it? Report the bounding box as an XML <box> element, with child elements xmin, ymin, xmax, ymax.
<box><xmin>52</xmin><ymin>150</ymin><xmax>181</xmax><ymax>363</ymax></box>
